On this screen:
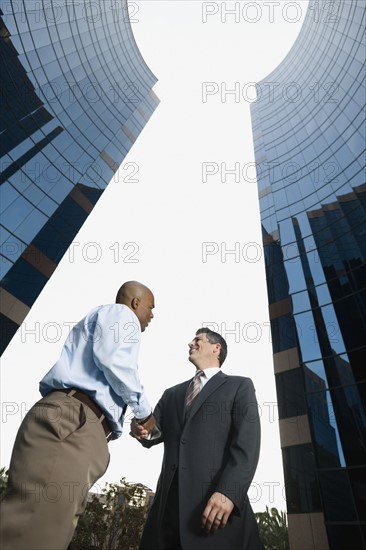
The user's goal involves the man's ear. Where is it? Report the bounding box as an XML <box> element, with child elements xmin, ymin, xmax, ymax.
<box><xmin>214</xmin><ymin>343</ymin><xmax>221</xmax><ymax>355</ymax></box>
<box><xmin>131</xmin><ymin>297</ymin><xmax>139</xmax><ymax>310</ymax></box>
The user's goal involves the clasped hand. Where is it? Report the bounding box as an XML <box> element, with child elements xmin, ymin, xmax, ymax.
<box><xmin>129</xmin><ymin>416</ymin><xmax>155</xmax><ymax>440</ymax></box>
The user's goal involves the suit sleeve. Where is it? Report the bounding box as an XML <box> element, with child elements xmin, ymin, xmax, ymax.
<box><xmin>214</xmin><ymin>378</ymin><xmax>261</xmax><ymax>515</ymax></box>
<box><xmin>140</xmin><ymin>391</ymin><xmax>166</xmax><ymax>448</ymax></box>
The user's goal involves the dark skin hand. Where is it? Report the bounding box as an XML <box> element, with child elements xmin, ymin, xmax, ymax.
<box><xmin>130</xmin><ymin>418</ymin><xmax>149</xmax><ymax>440</ymax></box>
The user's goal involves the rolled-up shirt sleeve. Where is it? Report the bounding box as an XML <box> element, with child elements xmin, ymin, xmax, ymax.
<box><xmin>91</xmin><ymin>305</ymin><xmax>151</xmax><ymax>419</ymax></box>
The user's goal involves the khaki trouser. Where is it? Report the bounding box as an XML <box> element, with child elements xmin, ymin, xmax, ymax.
<box><xmin>0</xmin><ymin>391</ymin><xmax>110</xmax><ymax>550</ymax></box>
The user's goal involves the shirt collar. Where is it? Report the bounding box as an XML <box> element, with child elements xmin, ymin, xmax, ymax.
<box><xmin>200</xmin><ymin>367</ymin><xmax>221</xmax><ymax>380</ymax></box>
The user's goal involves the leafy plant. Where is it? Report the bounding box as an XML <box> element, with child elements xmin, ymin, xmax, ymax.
<box><xmin>70</xmin><ymin>478</ymin><xmax>150</xmax><ymax>550</ymax></box>
<box><xmin>255</xmin><ymin>506</ymin><xmax>289</xmax><ymax>550</ymax></box>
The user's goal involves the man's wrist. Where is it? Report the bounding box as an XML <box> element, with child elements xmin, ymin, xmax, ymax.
<box><xmin>136</xmin><ymin>413</ymin><xmax>153</xmax><ymax>426</ymax></box>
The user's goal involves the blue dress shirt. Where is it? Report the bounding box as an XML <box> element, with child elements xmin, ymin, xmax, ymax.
<box><xmin>39</xmin><ymin>304</ymin><xmax>151</xmax><ymax>439</ymax></box>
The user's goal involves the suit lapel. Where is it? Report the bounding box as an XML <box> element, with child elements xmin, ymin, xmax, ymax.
<box><xmin>185</xmin><ymin>371</ymin><xmax>227</xmax><ymax>424</ymax></box>
<box><xmin>175</xmin><ymin>380</ymin><xmax>191</xmax><ymax>429</ymax></box>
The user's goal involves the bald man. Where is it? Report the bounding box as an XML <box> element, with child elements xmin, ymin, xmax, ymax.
<box><xmin>0</xmin><ymin>281</ymin><xmax>156</xmax><ymax>550</ymax></box>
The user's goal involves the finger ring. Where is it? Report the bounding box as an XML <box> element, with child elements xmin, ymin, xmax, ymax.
<box><xmin>217</xmin><ymin>516</ymin><xmax>223</xmax><ymax>521</ymax></box>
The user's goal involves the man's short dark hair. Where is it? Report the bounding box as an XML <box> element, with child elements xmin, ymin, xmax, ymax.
<box><xmin>196</xmin><ymin>328</ymin><xmax>228</xmax><ymax>366</ymax></box>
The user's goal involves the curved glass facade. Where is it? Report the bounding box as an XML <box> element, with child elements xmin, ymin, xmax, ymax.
<box><xmin>251</xmin><ymin>1</ymin><xmax>365</xmax><ymax>548</ymax></box>
<box><xmin>0</xmin><ymin>0</ymin><xmax>159</xmax><ymax>353</ymax></box>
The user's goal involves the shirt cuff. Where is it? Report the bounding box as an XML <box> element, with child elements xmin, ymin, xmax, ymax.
<box><xmin>131</xmin><ymin>395</ymin><xmax>151</xmax><ymax>419</ymax></box>
<box><xmin>148</xmin><ymin>426</ymin><xmax>161</xmax><ymax>440</ymax></box>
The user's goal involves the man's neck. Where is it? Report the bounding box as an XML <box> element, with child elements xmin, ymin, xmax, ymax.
<box><xmin>195</xmin><ymin>363</ymin><xmax>220</xmax><ymax>371</ymax></box>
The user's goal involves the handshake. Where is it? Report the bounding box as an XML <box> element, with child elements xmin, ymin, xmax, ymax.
<box><xmin>129</xmin><ymin>413</ymin><xmax>158</xmax><ymax>440</ymax></box>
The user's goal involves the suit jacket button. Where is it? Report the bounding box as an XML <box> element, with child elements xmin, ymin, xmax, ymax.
<box><xmin>181</xmin><ymin>438</ymin><xmax>186</xmax><ymax>444</ymax></box>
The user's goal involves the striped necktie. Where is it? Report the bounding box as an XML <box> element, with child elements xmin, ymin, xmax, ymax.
<box><xmin>185</xmin><ymin>370</ymin><xmax>204</xmax><ymax>413</ymax></box>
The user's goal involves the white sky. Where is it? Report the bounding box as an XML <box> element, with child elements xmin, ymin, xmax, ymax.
<box><xmin>1</xmin><ymin>1</ymin><xmax>308</xmax><ymax>513</ymax></box>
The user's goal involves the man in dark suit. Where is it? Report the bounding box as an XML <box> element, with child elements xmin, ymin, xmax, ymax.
<box><xmin>131</xmin><ymin>327</ymin><xmax>263</xmax><ymax>550</ymax></box>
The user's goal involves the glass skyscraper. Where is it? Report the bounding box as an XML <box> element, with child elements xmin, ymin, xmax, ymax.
<box><xmin>0</xmin><ymin>0</ymin><xmax>159</xmax><ymax>354</ymax></box>
<box><xmin>251</xmin><ymin>0</ymin><xmax>365</xmax><ymax>548</ymax></box>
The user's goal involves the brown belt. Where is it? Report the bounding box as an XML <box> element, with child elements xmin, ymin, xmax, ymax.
<box><xmin>56</xmin><ymin>388</ymin><xmax>113</xmax><ymax>441</ymax></box>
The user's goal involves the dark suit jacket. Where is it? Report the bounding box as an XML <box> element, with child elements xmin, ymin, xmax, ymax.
<box><xmin>139</xmin><ymin>371</ymin><xmax>263</xmax><ymax>550</ymax></box>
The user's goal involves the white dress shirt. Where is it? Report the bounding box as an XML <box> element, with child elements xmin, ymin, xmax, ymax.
<box><xmin>199</xmin><ymin>367</ymin><xmax>221</xmax><ymax>388</ymax></box>
<box><xmin>40</xmin><ymin>304</ymin><xmax>151</xmax><ymax>439</ymax></box>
